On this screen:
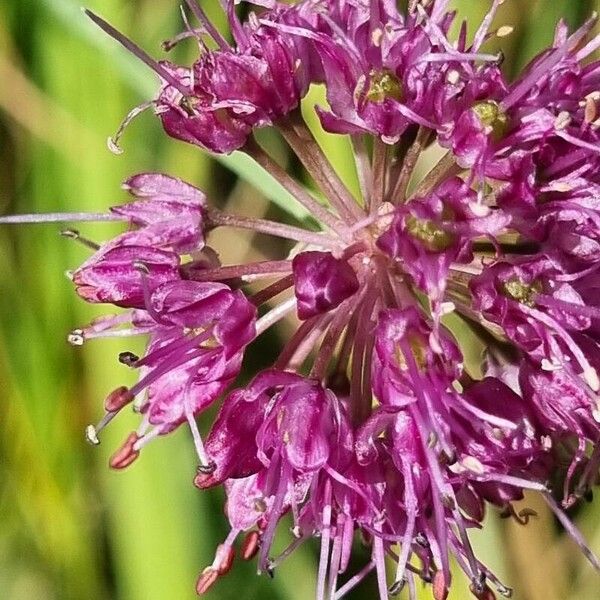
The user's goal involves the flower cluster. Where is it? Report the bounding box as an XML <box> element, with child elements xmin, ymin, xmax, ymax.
<box><xmin>4</xmin><ymin>1</ymin><xmax>600</xmax><ymax>599</ymax></box>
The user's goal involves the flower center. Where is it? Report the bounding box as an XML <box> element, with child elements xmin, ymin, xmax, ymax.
<box><xmin>365</xmin><ymin>69</ymin><xmax>404</xmax><ymax>103</ymax></box>
<box><xmin>405</xmin><ymin>215</ymin><xmax>456</xmax><ymax>251</ymax></box>
<box><xmin>472</xmin><ymin>100</ymin><xmax>509</xmax><ymax>140</ymax></box>
<box><xmin>502</xmin><ymin>278</ymin><xmax>541</xmax><ymax>306</ymax></box>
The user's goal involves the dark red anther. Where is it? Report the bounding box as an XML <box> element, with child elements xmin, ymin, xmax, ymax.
<box><xmin>118</xmin><ymin>351</ymin><xmax>139</xmax><ymax>366</ymax></box>
<box><xmin>241</xmin><ymin>531</ymin><xmax>261</xmax><ymax>560</ymax></box>
<box><xmin>215</xmin><ymin>544</ymin><xmax>235</xmax><ymax>576</ymax></box>
<box><xmin>196</xmin><ymin>460</ymin><xmax>216</xmax><ymax>475</ymax></box>
<box><xmin>193</xmin><ymin>471</ymin><xmax>214</xmax><ymax>489</ymax></box>
<box><xmin>104</xmin><ymin>386</ymin><xmax>134</xmax><ymax>412</ymax></box>
<box><xmin>433</xmin><ymin>571</ymin><xmax>449</xmax><ymax>600</ymax></box>
<box><xmin>109</xmin><ymin>432</ymin><xmax>140</xmax><ymax>469</ymax></box>
<box><xmin>470</xmin><ymin>584</ymin><xmax>497</xmax><ymax>600</ymax></box>
<box><xmin>196</xmin><ymin>569</ymin><xmax>219</xmax><ymax>595</ymax></box>
<box><xmin>257</xmin><ymin>517</ymin><xmax>268</xmax><ymax>531</ymax></box>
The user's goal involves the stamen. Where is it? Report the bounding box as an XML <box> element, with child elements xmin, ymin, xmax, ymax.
<box><xmin>184</xmin><ymin>382</ymin><xmax>213</xmax><ymax>470</ymax></box>
<box><xmin>255</xmin><ymin>297</ymin><xmax>297</xmax><ymax>335</ymax></box>
<box><xmin>543</xmin><ymin>492</ymin><xmax>600</xmax><ymax>570</ymax></box>
<box><xmin>84</xmin><ymin>10</ymin><xmax>191</xmax><ymax>97</ymax></box>
<box><xmin>501</xmin><ymin>14</ymin><xmax>598</xmax><ymax>110</ymax></box>
<box><xmin>316</xmin><ymin>482</ymin><xmax>333</xmax><ymax>600</ymax></box>
<box><xmin>162</xmin><ymin>28</ymin><xmax>205</xmax><ymax>52</ymax></box>
<box><xmin>86</xmin><ymin>408</ymin><xmax>121</xmax><ymax>445</ymax></box>
<box><xmin>432</xmin><ymin>570</ymin><xmax>449</xmax><ymax>600</ymax></box>
<box><xmin>109</xmin><ymin>431</ymin><xmax>141</xmax><ymax>469</ymax></box>
<box><xmin>108</xmin><ymin>101</ymin><xmax>155</xmax><ymax>155</ymax></box>
<box><xmin>183</xmin><ymin>0</ymin><xmax>229</xmax><ymax>51</ymax></box>
<box><xmin>85</xmin><ymin>424</ymin><xmax>100</xmax><ymax>446</ymax></box>
<box><xmin>104</xmin><ymin>386</ymin><xmax>134</xmax><ymax>412</ymax></box>
<box><xmin>196</xmin><ymin>569</ymin><xmax>219</xmax><ymax>595</ymax></box>
<box><xmin>60</xmin><ymin>229</ymin><xmax>101</xmax><ymax>250</ymax></box>
<box><xmin>472</xmin><ymin>0</ymin><xmax>505</xmax><ymax>52</ymax></box>
<box><xmin>68</xmin><ymin>329</ymin><xmax>85</xmax><ymax>346</ymax></box>
<box><xmin>118</xmin><ymin>351</ymin><xmax>139</xmax><ymax>366</ymax></box>
<box><xmin>241</xmin><ymin>531</ymin><xmax>261</xmax><ymax>560</ymax></box>
<box><xmin>212</xmin><ymin>543</ymin><xmax>235</xmax><ymax>575</ymax></box>
<box><xmin>520</xmin><ymin>304</ymin><xmax>600</xmax><ymax>391</ymax></box>
<box><xmin>334</xmin><ymin>562</ymin><xmax>375</xmax><ymax>599</ymax></box>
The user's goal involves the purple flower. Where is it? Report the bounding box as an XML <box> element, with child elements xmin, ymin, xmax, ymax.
<box><xmin>3</xmin><ymin>1</ymin><xmax>600</xmax><ymax>599</ymax></box>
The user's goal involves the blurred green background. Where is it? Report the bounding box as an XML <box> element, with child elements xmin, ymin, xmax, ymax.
<box><xmin>1</xmin><ymin>1</ymin><xmax>600</xmax><ymax>599</ymax></box>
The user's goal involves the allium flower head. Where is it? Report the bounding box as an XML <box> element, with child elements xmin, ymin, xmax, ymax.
<box><xmin>3</xmin><ymin>1</ymin><xmax>600</xmax><ymax>599</ymax></box>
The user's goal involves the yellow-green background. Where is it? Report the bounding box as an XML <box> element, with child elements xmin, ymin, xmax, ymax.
<box><xmin>1</xmin><ymin>1</ymin><xmax>599</xmax><ymax>599</ymax></box>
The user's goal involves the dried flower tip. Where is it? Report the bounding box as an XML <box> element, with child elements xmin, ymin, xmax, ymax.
<box><xmin>118</xmin><ymin>351</ymin><xmax>139</xmax><ymax>366</ymax></box>
<box><xmin>388</xmin><ymin>578</ymin><xmax>406</xmax><ymax>595</ymax></box>
<box><xmin>109</xmin><ymin>432</ymin><xmax>140</xmax><ymax>469</ymax></box>
<box><xmin>196</xmin><ymin>460</ymin><xmax>217</xmax><ymax>475</ymax></box>
<box><xmin>85</xmin><ymin>424</ymin><xmax>100</xmax><ymax>446</ymax></box>
<box><xmin>241</xmin><ymin>531</ymin><xmax>261</xmax><ymax>561</ymax></box>
<box><xmin>67</xmin><ymin>329</ymin><xmax>85</xmax><ymax>346</ymax></box>
<box><xmin>470</xmin><ymin>583</ymin><xmax>497</xmax><ymax>600</ymax></box>
<box><xmin>496</xmin><ymin>585</ymin><xmax>513</xmax><ymax>598</ymax></box>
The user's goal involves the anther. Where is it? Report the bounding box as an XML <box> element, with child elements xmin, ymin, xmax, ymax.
<box><xmin>104</xmin><ymin>386</ymin><xmax>134</xmax><ymax>412</ymax></box>
<box><xmin>470</xmin><ymin>584</ymin><xmax>496</xmax><ymax>600</ymax></box>
<box><xmin>214</xmin><ymin>544</ymin><xmax>235</xmax><ymax>576</ymax></box>
<box><xmin>496</xmin><ymin>585</ymin><xmax>513</xmax><ymax>598</ymax></box>
<box><xmin>68</xmin><ymin>329</ymin><xmax>85</xmax><ymax>346</ymax></box>
<box><xmin>441</xmin><ymin>493</ymin><xmax>456</xmax><ymax>510</ymax></box>
<box><xmin>133</xmin><ymin>260</ymin><xmax>151</xmax><ymax>274</ymax></box>
<box><xmin>196</xmin><ymin>569</ymin><xmax>219</xmax><ymax>595</ymax></box>
<box><xmin>585</xmin><ymin>96</ymin><xmax>598</xmax><ymax>124</ymax></box>
<box><xmin>415</xmin><ymin>532</ymin><xmax>429</xmax><ymax>547</ymax></box>
<box><xmin>583</xmin><ymin>366</ymin><xmax>600</xmax><ymax>392</ymax></box>
<box><xmin>193</xmin><ymin>471</ymin><xmax>213</xmax><ymax>489</ymax></box>
<box><xmin>196</xmin><ymin>460</ymin><xmax>217</xmax><ymax>475</ymax></box>
<box><xmin>118</xmin><ymin>351</ymin><xmax>139</xmax><ymax>366</ymax></box>
<box><xmin>109</xmin><ymin>432</ymin><xmax>140</xmax><ymax>469</ymax></box>
<box><xmin>554</xmin><ymin>111</ymin><xmax>571</xmax><ymax>130</ymax></box>
<box><xmin>241</xmin><ymin>531</ymin><xmax>261</xmax><ymax>560</ymax></box>
<box><xmin>85</xmin><ymin>424</ymin><xmax>100</xmax><ymax>446</ymax></box>
<box><xmin>291</xmin><ymin>525</ymin><xmax>302</xmax><ymax>539</ymax></box>
<box><xmin>471</xmin><ymin>572</ymin><xmax>487</xmax><ymax>595</ymax></box>
<box><xmin>60</xmin><ymin>228</ymin><xmax>100</xmax><ymax>250</ymax></box>
<box><xmin>496</xmin><ymin>25</ymin><xmax>514</xmax><ymax>38</ymax></box>
<box><xmin>389</xmin><ymin>579</ymin><xmax>406</xmax><ymax>595</ymax></box>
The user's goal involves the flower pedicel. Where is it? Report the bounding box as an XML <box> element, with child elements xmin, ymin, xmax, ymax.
<box><xmin>2</xmin><ymin>1</ymin><xmax>600</xmax><ymax>598</ymax></box>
